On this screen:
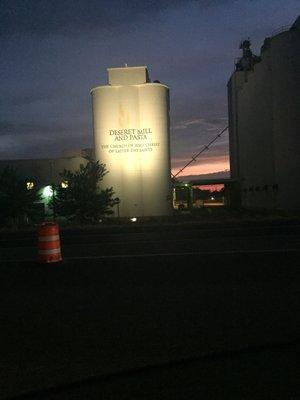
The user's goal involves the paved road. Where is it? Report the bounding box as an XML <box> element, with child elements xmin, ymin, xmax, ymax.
<box><xmin>0</xmin><ymin>221</ymin><xmax>300</xmax><ymax>398</ymax></box>
<box><xmin>1</xmin><ymin>220</ymin><xmax>300</xmax><ymax>261</ymax></box>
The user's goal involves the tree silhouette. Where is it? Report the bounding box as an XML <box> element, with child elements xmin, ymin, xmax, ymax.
<box><xmin>0</xmin><ymin>166</ymin><xmax>41</xmax><ymax>226</ymax></box>
<box><xmin>52</xmin><ymin>161</ymin><xmax>117</xmax><ymax>223</ymax></box>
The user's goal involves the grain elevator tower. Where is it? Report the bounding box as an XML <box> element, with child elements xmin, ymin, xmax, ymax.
<box><xmin>91</xmin><ymin>66</ymin><xmax>172</xmax><ymax>217</ymax></box>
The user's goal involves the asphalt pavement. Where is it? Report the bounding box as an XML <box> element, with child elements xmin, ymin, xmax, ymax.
<box><xmin>0</xmin><ymin>220</ymin><xmax>300</xmax><ymax>399</ymax></box>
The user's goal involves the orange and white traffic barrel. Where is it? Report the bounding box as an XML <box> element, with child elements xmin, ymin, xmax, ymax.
<box><xmin>37</xmin><ymin>222</ymin><xmax>62</xmax><ymax>263</ymax></box>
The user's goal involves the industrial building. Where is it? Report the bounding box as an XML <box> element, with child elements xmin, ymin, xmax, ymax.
<box><xmin>1</xmin><ymin>66</ymin><xmax>172</xmax><ymax>220</ymax></box>
<box><xmin>91</xmin><ymin>65</ymin><xmax>172</xmax><ymax>217</ymax></box>
<box><xmin>228</xmin><ymin>16</ymin><xmax>300</xmax><ymax>210</ymax></box>
<box><xmin>0</xmin><ymin>152</ymin><xmax>89</xmax><ymax>217</ymax></box>
<box><xmin>1</xmin><ymin>16</ymin><xmax>299</xmax><ymax>219</ymax></box>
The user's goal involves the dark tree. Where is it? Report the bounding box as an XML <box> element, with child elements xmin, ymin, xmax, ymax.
<box><xmin>52</xmin><ymin>161</ymin><xmax>117</xmax><ymax>223</ymax></box>
<box><xmin>0</xmin><ymin>166</ymin><xmax>41</xmax><ymax>226</ymax></box>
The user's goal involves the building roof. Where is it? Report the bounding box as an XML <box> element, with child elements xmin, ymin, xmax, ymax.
<box><xmin>0</xmin><ymin>157</ymin><xmax>88</xmax><ymax>186</ymax></box>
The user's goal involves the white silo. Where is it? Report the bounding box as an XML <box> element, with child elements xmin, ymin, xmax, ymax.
<box><xmin>91</xmin><ymin>66</ymin><xmax>172</xmax><ymax>217</ymax></box>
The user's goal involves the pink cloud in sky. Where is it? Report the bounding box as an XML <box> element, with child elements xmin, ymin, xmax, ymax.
<box><xmin>171</xmin><ymin>155</ymin><xmax>230</xmax><ymax>177</ymax></box>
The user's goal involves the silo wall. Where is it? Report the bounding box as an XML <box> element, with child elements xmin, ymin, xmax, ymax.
<box><xmin>91</xmin><ymin>74</ymin><xmax>172</xmax><ymax>217</ymax></box>
<box><xmin>227</xmin><ymin>18</ymin><xmax>300</xmax><ymax>211</ymax></box>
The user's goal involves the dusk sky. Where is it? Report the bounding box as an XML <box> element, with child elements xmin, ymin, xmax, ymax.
<box><xmin>1</xmin><ymin>0</ymin><xmax>299</xmax><ymax>177</ymax></box>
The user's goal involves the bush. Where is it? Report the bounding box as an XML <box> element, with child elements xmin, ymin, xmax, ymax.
<box><xmin>0</xmin><ymin>166</ymin><xmax>41</xmax><ymax>226</ymax></box>
<box><xmin>52</xmin><ymin>161</ymin><xmax>118</xmax><ymax>223</ymax></box>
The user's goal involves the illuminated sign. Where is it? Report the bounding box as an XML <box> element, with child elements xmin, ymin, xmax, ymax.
<box><xmin>91</xmin><ymin>66</ymin><xmax>172</xmax><ymax>217</ymax></box>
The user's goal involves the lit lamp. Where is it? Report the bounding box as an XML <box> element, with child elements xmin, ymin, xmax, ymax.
<box><xmin>43</xmin><ymin>185</ymin><xmax>55</xmax><ymax>219</ymax></box>
<box><xmin>43</xmin><ymin>185</ymin><xmax>53</xmax><ymax>198</ymax></box>
<box><xmin>26</xmin><ymin>181</ymin><xmax>34</xmax><ymax>190</ymax></box>
<box><xmin>61</xmin><ymin>180</ymin><xmax>68</xmax><ymax>189</ymax></box>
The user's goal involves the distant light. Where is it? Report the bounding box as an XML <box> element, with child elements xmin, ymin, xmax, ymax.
<box><xmin>211</xmin><ymin>196</ymin><xmax>215</xmax><ymax>200</ymax></box>
<box><xmin>130</xmin><ymin>217</ymin><xmax>137</xmax><ymax>222</ymax></box>
<box><xmin>26</xmin><ymin>181</ymin><xmax>34</xmax><ymax>190</ymax></box>
<box><xmin>43</xmin><ymin>185</ymin><xmax>53</xmax><ymax>198</ymax></box>
<box><xmin>184</xmin><ymin>184</ymin><xmax>188</xmax><ymax>187</ymax></box>
<box><xmin>61</xmin><ymin>180</ymin><xmax>68</xmax><ymax>188</ymax></box>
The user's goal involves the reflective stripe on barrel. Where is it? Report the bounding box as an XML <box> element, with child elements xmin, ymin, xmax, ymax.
<box><xmin>37</xmin><ymin>222</ymin><xmax>62</xmax><ymax>263</ymax></box>
<box><xmin>39</xmin><ymin>235</ymin><xmax>60</xmax><ymax>242</ymax></box>
<box><xmin>38</xmin><ymin>248</ymin><xmax>61</xmax><ymax>255</ymax></box>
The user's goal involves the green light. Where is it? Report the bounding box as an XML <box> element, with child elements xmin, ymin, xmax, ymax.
<box><xmin>43</xmin><ymin>185</ymin><xmax>53</xmax><ymax>198</ymax></box>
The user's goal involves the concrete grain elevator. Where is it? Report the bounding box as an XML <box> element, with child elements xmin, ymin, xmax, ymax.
<box><xmin>91</xmin><ymin>66</ymin><xmax>172</xmax><ymax>217</ymax></box>
<box><xmin>228</xmin><ymin>16</ymin><xmax>300</xmax><ymax>211</ymax></box>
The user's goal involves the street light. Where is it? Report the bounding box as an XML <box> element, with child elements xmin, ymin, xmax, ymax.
<box><xmin>43</xmin><ymin>185</ymin><xmax>53</xmax><ymax>198</ymax></box>
<box><xmin>42</xmin><ymin>184</ymin><xmax>56</xmax><ymax>219</ymax></box>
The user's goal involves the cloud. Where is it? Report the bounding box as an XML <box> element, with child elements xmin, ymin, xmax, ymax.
<box><xmin>173</xmin><ymin>117</ymin><xmax>227</xmax><ymax>131</ymax></box>
<box><xmin>0</xmin><ymin>121</ymin><xmax>15</xmax><ymax>135</ymax></box>
<box><xmin>171</xmin><ymin>117</ymin><xmax>229</xmax><ymax>161</ymax></box>
<box><xmin>173</xmin><ymin>118</ymin><xmax>206</xmax><ymax>130</ymax></box>
<box><xmin>0</xmin><ymin>0</ymin><xmax>194</xmax><ymax>37</ymax></box>
<box><xmin>171</xmin><ymin>137</ymin><xmax>229</xmax><ymax>176</ymax></box>
<box><xmin>172</xmin><ymin>140</ymin><xmax>229</xmax><ymax>163</ymax></box>
<box><xmin>0</xmin><ymin>125</ymin><xmax>92</xmax><ymax>159</ymax></box>
<box><xmin>0</xmin><ymin>120</ymin><xmax>72</xmax><ymax>136</ymax></box>
<box><xmin>5</xmin><ymin>93</ymin><xmax>57</xmax><ymax>108</ymax></box>
<box><xmin>171</xmin><ymin>154</ymin><xmax>230</xmax><ymax>176</ymax></box>
<box><xmin>0</xmin><ymin>0</ymin><xmax>239</xmax><ymax>38</ymax></box>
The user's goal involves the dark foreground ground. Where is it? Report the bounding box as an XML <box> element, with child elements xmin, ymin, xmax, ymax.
<box><xmin>0</xmin><ymin>220</ymin><xmax>300</xmax><ymax>399</ymax></box>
